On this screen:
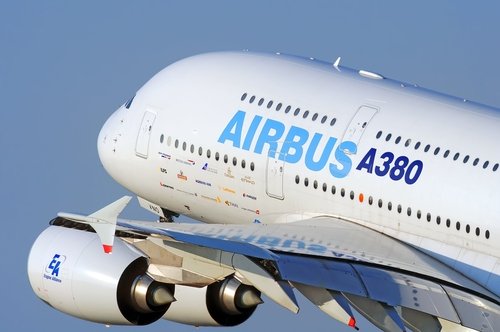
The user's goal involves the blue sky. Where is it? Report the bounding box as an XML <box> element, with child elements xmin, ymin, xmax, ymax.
<box><xmin>2</xmin><ymin>1</ymin><xmax>500</xmax><ymax>331</ymax></box>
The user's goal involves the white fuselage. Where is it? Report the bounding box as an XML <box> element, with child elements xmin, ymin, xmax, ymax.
<box><xmin>97</xmin><ymin>52</ymin><xmax>500</xmax><ymax>296</ymax></box>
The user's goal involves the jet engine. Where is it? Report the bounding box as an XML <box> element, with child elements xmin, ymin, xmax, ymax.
<box><xmin>163</xmin><ymin>277</ymin><xmax>262</xmax><ymax>326</ymax></box>
<box><xmin>27</xmin><ymin>226</ymin><xmax>174</xmax><ymax>325</ymax></box>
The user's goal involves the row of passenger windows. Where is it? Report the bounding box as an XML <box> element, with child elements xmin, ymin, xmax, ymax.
<box><xmin>375</xmin><ymin>130</ymin><xmax>499</xmax><ymax>172</ymax></box>
<box><xmin>294</xmin><ymin>174</ymin><xmax>491</xmax><ymax>240</ymax></box>
<box><xmin>159</xmin><ymin>134</ymin><xmax>255</xmax><ymax>171</ymax></box>
<box><xmin>240</xmin><ymin>92</ymin><xmax>337</xmax><ymax>126</ymax></box>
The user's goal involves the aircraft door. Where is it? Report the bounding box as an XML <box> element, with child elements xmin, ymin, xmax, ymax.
<box><xmin>135</xmin><ymin>111</ymin><xmax>156</xmax><ymax>158</ymax></box>
<box><xmin>342</xmin><ymin>105</ymin><xmax>378</xmax><ymax>153</ymax></box>
<box><xmin>266</xmin><ymin>149</ymin><xmax>285</xmax><ymax>200</ymax></box>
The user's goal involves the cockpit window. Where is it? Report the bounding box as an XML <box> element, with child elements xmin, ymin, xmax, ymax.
<box><xmin>124</xmin><ymin>95</ymin><xmax>135</xmax><ymax>109</ymax></box>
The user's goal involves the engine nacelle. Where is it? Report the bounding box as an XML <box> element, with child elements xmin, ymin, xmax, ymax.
<box><xmin>28</xmin><ymin>226</ymin><xmax>174</xmax><ymax>325</ymax></box>
<box><xmin>164</xmin><ymin>277</ymin><xmax>262</xmax><ymax>326</ymax></box>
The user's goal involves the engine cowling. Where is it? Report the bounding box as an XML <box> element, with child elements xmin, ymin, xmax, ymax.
<box><xmin>28</xmin><ymin>226</ymin><xmax>174</xmax><ymax>325</ymax></box>
<box><xmin>163</xmin><ymin>277</ymin><xmax>262</xmax><ymax>326</ymax></box>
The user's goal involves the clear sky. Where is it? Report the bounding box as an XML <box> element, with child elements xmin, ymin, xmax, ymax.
<box><xmin>2</xmin><ymin>1</ymin><xmax>500</xmax><ymax>331</ymax></box>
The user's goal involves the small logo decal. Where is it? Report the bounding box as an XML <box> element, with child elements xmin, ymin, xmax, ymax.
<box><xmin>158</xmin><ymin>152</ymin><xmax>171</xmax><ymax>159</ymax></box>
<box><xmin>201</xmin><ymin>195</ymin><xmax>222</xmax><ymax>203</ymax></box>
<box><xmin>176</xmin><ymin>158</ymin><xmax>195</xmax><ymax>166</ymax></box>
<box><xmin>44</xmin><ymin>254</ymin><xmax>65</xmax><ymax>283</ymax></box>
<box><xmin>222</xmin><ymin>187</ymin><xmax>236</xmax><ymax>194</ymax></box>
<box><xmin>241</xmin><ymin>176</ymin><xmax>255</xmax><ymax>185</ymax></box>
<box><xmin>160</xmin><ymin>182</ymin><xmax>174</xmax><ymax>190</ymax></box>
<box><xmin>224</xmin><ymin>200</ymin><xmax>239</xmax><ymax>208</ymax></box>
<box><xmin>243</xmin><ymin>193</ymin><xmax>257</xmax><ymax>200</ymax></box>
<box><xmin>241</xmin><ymin>207</ymin><xmax>260</xmax><ymax>215</ymax></box>
<box><xmin>177</xmin><ymin>171</ymin><xmax>188</xmax><ymax>181</ymax></box>
<box><xmin>176</xmin><ymin>189</ymin><xmax>197</xmax><ymax>196</ymax></box>
<box><xmin>195</xmin><ymin>179</ymin><xmax>212</xmax><ymax>187</ymax></box>
<box><xmin>202</xmin><ymin>163</ymin><xmax>218</xmax><ymax>174</ymax></box>
<box><xmin>224</xmin><ymin>167</ymin><xmax>235</xmax><ymax>179</ymax></box>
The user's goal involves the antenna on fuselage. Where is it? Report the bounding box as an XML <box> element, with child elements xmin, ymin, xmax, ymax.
<box><xmin>333</xmin><ymin>57</ymin><xmax>341</xmax><ymax>71</ymax></box>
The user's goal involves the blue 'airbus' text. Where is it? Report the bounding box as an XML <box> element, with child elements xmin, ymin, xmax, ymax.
<box><xmin>218</xmin><ymin>110</ymin><xmax>355</xmax><ymax>178</ymax></box>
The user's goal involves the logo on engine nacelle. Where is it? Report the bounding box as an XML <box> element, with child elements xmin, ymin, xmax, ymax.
<box><xmin>44</xmin><ymin>254</ymin><xmax>66</xmax><ymax>283</ymax></box>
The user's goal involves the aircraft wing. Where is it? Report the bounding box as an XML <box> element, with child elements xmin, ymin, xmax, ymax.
<box><xmin>55</xmin><ymin>201</ymin><xmax>500</xmax><ymax>332</ymax></box>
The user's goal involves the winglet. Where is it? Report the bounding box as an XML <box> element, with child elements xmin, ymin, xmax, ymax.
<box><xmin>58</xmin><ymin>196</ymin><xmax>132</xmax><ymax>254</ymax></box>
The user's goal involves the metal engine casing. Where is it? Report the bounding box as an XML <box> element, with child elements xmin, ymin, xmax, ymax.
<box><xmin>28</xmin><ymin>226</ymin><xmax>172</xmax><ymax>325</ymax></box>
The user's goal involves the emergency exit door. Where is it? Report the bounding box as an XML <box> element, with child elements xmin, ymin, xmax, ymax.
<box><xmin>135</xmin><ymin>111</ymin><xmax>156</xmax><ymax>158</ymax></box>
<box><xmin>266</xmin><ymin>149</ymin><xmax>285</xmax><ymax>200</ymax></box>
<box><xmin>342</xmin><ymin>105</ymin><xmax>378</xmax><ymax>152</ymax></box>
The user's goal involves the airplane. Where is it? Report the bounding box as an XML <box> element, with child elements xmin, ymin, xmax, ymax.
<box><xmin>27</xmin><ymin>51</ymin><xmax>500</xmax><ymax>332</ymax></box>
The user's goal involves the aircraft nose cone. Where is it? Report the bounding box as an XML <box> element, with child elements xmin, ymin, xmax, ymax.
<box><xmin>97</xmin><ymin>108</ymin><xmax>124</xmax><ymax>177</ymax></box>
